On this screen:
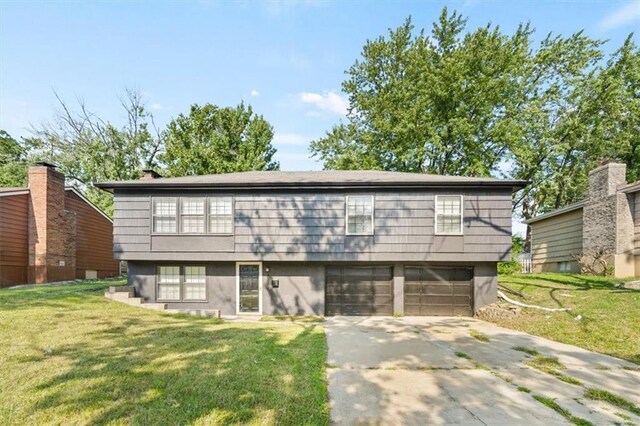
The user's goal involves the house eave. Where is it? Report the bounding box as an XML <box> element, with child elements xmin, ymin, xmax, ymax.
<box><xmin>524</xmin><ymin>201</ymin><xmax>586</xmax><ymax>225</ymax></box>
<box><xmin>96</xmin><ymin>180</ymin><xmax>528</xmax><ymax>193</ymax></box>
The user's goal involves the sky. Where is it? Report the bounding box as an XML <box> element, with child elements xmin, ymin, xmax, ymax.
<box><xmin>1</xmin><ymin>0</ymin><xmax>640</xmax><ymax>234</ymax></box>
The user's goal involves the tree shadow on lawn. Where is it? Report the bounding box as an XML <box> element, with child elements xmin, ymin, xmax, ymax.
<box><xmin>28</xmin><ymin>318</ymin><xmax>328</xmax><ymax>425</ymax></box>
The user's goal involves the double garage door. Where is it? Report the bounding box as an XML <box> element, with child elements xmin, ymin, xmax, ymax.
<box><xmin>325</xmin><ymin>266</ymin><xmax>473</xmax><ymax>316</ymax></box>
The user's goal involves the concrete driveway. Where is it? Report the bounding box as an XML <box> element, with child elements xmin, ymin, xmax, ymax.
<box><xmin>325</xmin><ymin>316</ymin><xmax>640</xmax><ymax>425</ymax></box>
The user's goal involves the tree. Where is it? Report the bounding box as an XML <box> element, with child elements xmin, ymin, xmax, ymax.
<box><xmin>0</xmin><ymin>130</ymin><xmax>28</xmax><ymax>187</ymax></box>
<box><xmin>30</xmin><ymin>90</ymin><xmax>163</xmax><ymax>215</ymax></box>
<box><xmin>311</xmin><ymin>10</ymin><xmax>533</xmax><ymax>176</ymax></box>
<box><xmin>311</xmin><ymin>7</ymin><xmax>639</xmax><ymax>248</ymax></box>
<box><xmin>161</xmin><ymin>103</ymin><xmax>279</xmax><ymax>176</ymax></box>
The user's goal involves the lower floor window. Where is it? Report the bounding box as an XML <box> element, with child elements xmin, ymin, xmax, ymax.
<box><xmin>157</xmin><ymin>265</ymin><xmax>206</xmax><ymax>301</ymax></box>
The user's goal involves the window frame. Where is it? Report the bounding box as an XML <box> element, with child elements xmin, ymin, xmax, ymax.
<box><xmin>150</xmin><ymin>196</ymin><xmax>235</xmax><ymax>236</ymax></box>
<box><xmin>179</xmin><ymin>197</ymin><xmax>206</xmax><ymax>234</ymax></box>
<box><xmin>151</xmin><ymin>197</ymin><xmax>178</xmax><ymax>235</ymax></box>
<box><xmin>434</xmin><ymin>195</ymin><xmax>464</xmax><ymax>236</ymax></box>
<box><xmin>156</xmin><ymin>265</ymin><xmax>208</xmax><ymax>302</ymax></box>
<box><xmin>345</xmin><ymin>195</ymin><xmax>375</xmax><ymax>236</ymax></box>
<box><xmin>156</xmin><ymin>265</ymin><xmax>182</xmax><ymax>302</ymax></box>
<box><xmin>207</xmin><ymin>196</ymin><xmax>234</xmax><ymax>235</ymax></box>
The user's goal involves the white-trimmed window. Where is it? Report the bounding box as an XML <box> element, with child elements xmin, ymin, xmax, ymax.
<box><xmin>152</xmin><ymin>198</ymin><xmax>177</xmax><ymax>233</ymax></box>
<box><xmin>435</xmin><ymin>195</ymin><xmax>463</xmax><ymax>235</ymax></box>
<box><xmin>346</xmin><ymin>195</ymin><xmax>374</xmax><ymax>235</ymax></box>
<box><xmin>180</xmin><ymin>198</ymin><xmax>205</xmax><ymax>233</ymax></box>
<box><xmin>183</xmin><ymin>266</ymin><xmax>206</xmax><ymax>301</ymax></box>
<box><xmin>558</xmin><ymin>261</ymin><xmax>571</xmax><ymax>272</ymax></box>
<box><xmin>209</xmin><ymin>197</ymin><xmax>233</xmax><ymax>234</ymax></box>
<box><xmin>157</xmin><ymin>266</ymin><xmax>181</xmax><ymax>300</ymax></box>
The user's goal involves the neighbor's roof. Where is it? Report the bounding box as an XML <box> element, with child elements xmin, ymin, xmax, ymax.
<box><xmin>0</xmin><ymin>187</ymin><xmax>30</xmax><ymax>197</ymax></box>
<box><xmin>96</xmin><ymin>170</ymin><xmax>528</xmax><ymax>191</ymax></box>
<box><xmin>620</xmin><ymin>181</ymin><xmax>640</xmax><ymax>194</ymax></box>
<box><xmin>524</xmin><ymin>201</ymin><xmax>586</xmax><ymax>225</ymax></box>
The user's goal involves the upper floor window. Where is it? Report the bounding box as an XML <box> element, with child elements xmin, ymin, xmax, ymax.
<box><xmin>209</xmin><ymin>197</ymin><xmax>233</xmax><ymax>234</ymax></box>
<box><xmin>153</xmin><ymin>198</ymin><xmax>177</xmax><ymax>233</ymax></box>
<box><xmin>181</xmin><ymin>198</ymin><xmax>205</xmax><ymax>233</ymax></box>
<box><xmin>346</xmin><ymin>195</ymin><xmax>374</xmax><ymax>235</ymax></box>
<box><xmin>435</xmin><ymin>195</ymin><xmax>463</xmax><ymax>235</ymax></box>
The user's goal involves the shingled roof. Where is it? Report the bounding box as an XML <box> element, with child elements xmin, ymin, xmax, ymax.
<box><xmin>97</xmin><ymin>170</ymin><xmax>527</xmax><ymax>191</ymax></box>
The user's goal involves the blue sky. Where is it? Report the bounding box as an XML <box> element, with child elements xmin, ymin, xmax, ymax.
<box><xmin>1</xmin><ymin>0</ymin><xmax>639</xmax><ymax>175</ymax></box>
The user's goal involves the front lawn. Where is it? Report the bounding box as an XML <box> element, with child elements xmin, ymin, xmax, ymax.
<box><xmin>0</xmin><ymin>279</ymin><xmax>328</xmax><ymax>425</ymax></box>
<box><xmin>487</xmin><ymin>273</ymin><xmax>640</xmax><ymax>364</ymax></box>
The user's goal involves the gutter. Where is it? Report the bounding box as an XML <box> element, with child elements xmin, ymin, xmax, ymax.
<box><xmin>96</xmin><ymin>180</ymin><xmax>529</xmax><ymax>193</ymax></box>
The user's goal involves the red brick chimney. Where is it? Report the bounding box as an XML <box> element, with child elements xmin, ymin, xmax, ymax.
<box><xmin>141</xmin><ymin>169</ymin><xmax>162</xmax><ymax>180</ymax></box>
<box><xmin>27</xmin><ymin>162</ymin><xmax>76</xmax><ymax>284</ymax></box>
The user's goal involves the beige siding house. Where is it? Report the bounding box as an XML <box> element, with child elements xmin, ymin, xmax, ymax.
<box><xmin>526</xmin><ymin>162</ymin><xmax>639</xmax><ymax>278</ymax></box>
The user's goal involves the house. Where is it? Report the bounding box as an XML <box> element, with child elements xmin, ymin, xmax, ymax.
<box><xmin>96</xmin><ymin>171</ymin><xmax>526</xmax><ymax>316</ymax></box>
<box><xmin>0</xmin><ymin>162</ymin><xmax>120</xmax><ymax>287</ymax></box>
<box><xmin>525</xmin><ymin>162</ymin><xmax>639</xmax><ymax>278</ymax></box>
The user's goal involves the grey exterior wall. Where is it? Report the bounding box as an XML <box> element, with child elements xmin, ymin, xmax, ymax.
<box><xmin>113</xmin><ymin>189</ymin><xmax>513</xmax><ymax>263</ymax></box>
<box><xmin>128</xmin><ymin>260</ymin><xmax>494</xmax><ymax>315</ymax></box>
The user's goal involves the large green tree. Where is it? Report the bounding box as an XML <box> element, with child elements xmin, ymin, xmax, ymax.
<box><xmin>0</xmin><ymin>130</ymin><xmax>29</xmax><ymax>187</ymax></box>
<box><xmin>30</xmin><ymin>90</ymin><xmax>163</xmax><ymax>215</ymax></box>
<box><xmin>161</xmin><ymin>103</ymin><xmax>279</xmax><ymax>176</ymax></box>
<box><xmin>310</xmin><ymin>8</ymin><xmax>639</xmax><ymax>245</ymax></box>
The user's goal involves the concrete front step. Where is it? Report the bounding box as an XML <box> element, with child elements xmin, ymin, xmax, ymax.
<box><xmin>105</xmin><ymin>291</ymin><xmax>166</xmax><ymax>311</ymax></box>
<box><xmin>109</xmin><ymin>286</ymin><xmax>135</xmax><ymax>294</ymax></box>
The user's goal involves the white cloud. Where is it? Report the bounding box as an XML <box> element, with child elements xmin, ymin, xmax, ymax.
<box><xmin>273</xmin><ymin>132</ymin><xmax>311</xmax><ymax>146</ymax></box>
<box><xmin>250</xmin><ymin>89</ymin><xmax>260</xmax><ymax>97</ymax></box>
<box><xmin>598</xmin><ymin>0</ymin><xmax>640</xmax><ymax>31</ymax></box>
<box><xmin>150</xmin><ymin>103</ymin><xmax>164</xmax><ymax>111</ymax></box>
<box><xmin>297</xmin><ymin>91</ymin><xmax>348</xmax><ymax>115</ymax></box>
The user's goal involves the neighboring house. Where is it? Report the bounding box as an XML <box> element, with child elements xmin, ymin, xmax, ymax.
<box><xmin>525</xmin><ymin>162</ymin><xmax>639</xmax><ymax>278</ymax></box>
<box><xmin>97</xmin><ymin>171</ymin><xmax>525</xmax><ymax>316</ymax></box>
<box><xmin>0</xmin><ymin>163</ymin><xmax>119</xmax><ymax>287</ymax></box>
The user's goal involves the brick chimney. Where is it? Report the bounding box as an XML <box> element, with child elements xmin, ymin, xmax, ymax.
<box><xmin>582</xmin><ymin>162</ymin><xmax>635</xmax><ymax>277</ymax></box>
<box><xmin>141</xmin><ymin>169</ymin><xmax>162</xmax><ymax>180</ymax></box>
<box><xmin>27</xmin><ymin>162</ymin><xmax>76</xmax><ymax>284</ymax></box>
<box><xmin>588</xmin><ymin>162</ymin><xmax>627</xmax><ymax>200</ymax></box>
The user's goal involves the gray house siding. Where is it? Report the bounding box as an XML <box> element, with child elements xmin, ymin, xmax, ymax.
<box><xmin>128</xmin><ymin>260</ymin><xmax>497</xmax><ymax>315</ymax></box>
<box><xmin>113</xmin><ymin>189</ymin><xmax>512</xmax><ymax>263</ymax></box>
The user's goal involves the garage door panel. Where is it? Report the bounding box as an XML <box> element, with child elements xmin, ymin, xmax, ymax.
<box><xmin>326</xmin><ymin>266</ymin><xmax>393</xmax><ymax>316</ymax></box>
<box><xmin>404</xmin><ymin>267</ymin><xmax>473</xmax><ymax>316</ymax></box>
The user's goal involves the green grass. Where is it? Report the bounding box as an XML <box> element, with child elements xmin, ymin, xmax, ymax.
<box><xmin>524</xmin><ymin>353</ymin><xmax>582</xmax><ymax>386</ymax></box>
<box><xmin>493</xmin><ymin>273</ymin><xmax>640</xmax><ymax>364</ymax></box>
<box><xmin>454</xmin><ymin>351</ymin><xmax>471</xmax><ymax>359</ymax></box>
<box><xmin>532</xmin><ymin>395</ymin><xmax>595</xmax><ymax>426</ymax></box>
<box><xmin>517</xmin><ymin>386</ymin><xmax>531</xmax><ymax>393</ymax></box>
<box><xmin>0</xmin><ymin>279</ymin><xmax>329</xmax><ymax>425</ymax></box>
<box><xmin>469</xmin><ymin>329</ymin><xmax>490</xmax><ymax>342</ymax></box>
<box><xmin>260</xmin><ymin>315</ymin><xmax>325</xmax><ymax>323</ymax></box>
<box><xmin>512</xmin><ymin>346</ymin><xmax>540</xmax><ymax>357</ymax></box>
<box><xmin>584</xmin><ymin>388</ymin><xmax>640</xmax><ymax>416</ymax></box>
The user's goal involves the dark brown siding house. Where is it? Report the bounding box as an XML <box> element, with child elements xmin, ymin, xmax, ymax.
<box><xmin>0</xmin><ymin>163</ymin><xmax>119</xmax><ymax>288</ymax></box>
<box><xmin>98</xmin><ymin>171</ymin><xmax>525</xmax><ymax>317</ymax></box>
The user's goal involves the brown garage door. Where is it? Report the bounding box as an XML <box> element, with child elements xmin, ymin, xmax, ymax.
<box><xmin>326</xmin><ymin>266</ymin><xmax>393</xmax><ymax>316</ymax></box>
<box><xmin>404</xmin><ymin>267</ymin><xmax>473</xmax><ymax>316</ymax></box>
